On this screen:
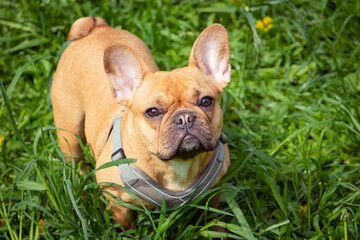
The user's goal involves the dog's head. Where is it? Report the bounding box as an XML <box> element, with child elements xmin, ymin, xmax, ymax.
<box><xmin>104</xmin><ymin>24</ymin><xmax>230</xmax><ymax>160</ymax></box>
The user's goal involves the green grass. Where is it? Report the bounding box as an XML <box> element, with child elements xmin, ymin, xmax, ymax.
<box><xmin>1</xmin><ymin>0</ymin><xmax>360</xmax><ymax>239</ymax></box>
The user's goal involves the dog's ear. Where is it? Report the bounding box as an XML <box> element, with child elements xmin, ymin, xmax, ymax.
<box><xmin>104</xmin><ymin>45</ymin><xmax>143</xmax><ymax>103</ymax></box>
<box><xmin>188</xmin><ymin>24</ymin><xmax>231</xmax><ymax>89</ymax></box>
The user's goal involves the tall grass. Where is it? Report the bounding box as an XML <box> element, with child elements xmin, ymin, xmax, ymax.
<box><xmin>1</xmin><ymin>0</ymin><xmax>360</xmax><ymax>239</ymax></box>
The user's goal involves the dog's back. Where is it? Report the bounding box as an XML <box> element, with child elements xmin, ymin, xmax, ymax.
<box><xmin>51</xmin><ymin>17</ymin><xmax>158</xmax><ymax>163</ymax></box>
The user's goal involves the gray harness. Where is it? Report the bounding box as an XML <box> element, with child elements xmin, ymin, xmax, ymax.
<box><xmin>109</xmin><ymin>114</ymin><xmax>226</xmax><ymax>208</ymax></box>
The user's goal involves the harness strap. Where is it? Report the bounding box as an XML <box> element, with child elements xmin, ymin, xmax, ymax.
<box><xmin>110</xmin><ymin>115</ymin><xmax>126</xmax><ymax>160</ymax></box>
<box><xmin>109</xmin><ymin>114</ymin><xmax>226</xmax><ymax>208</ymax></box>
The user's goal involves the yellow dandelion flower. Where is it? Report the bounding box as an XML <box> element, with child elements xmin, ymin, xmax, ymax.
<box><xmin>255</xmin><ymin>20</ymin><xmax>264</xmax><ymax>30</ymax></box>
<box><xmin>0</xmin><ymin>135</ymin><xmax>2</xmax><ymax>147</ymax></box>
<box><xmin>262</xmin><ymin>16</ymin><xmax>272</xmax><ymax>25</ymax></box>
<box><xmin>255</xmin><ymin>16</ymin><xmax>274</xmax><ymax>32</ymax></box>
<box><xmin>0</xmin><ymin>218</ymin><xmax>5</xmax><ymax>227</ymax></box>
<box><xmin>39</xmin><ymin>219</ymin><xmax>45</xmax><ymax>233</ymax></box>
<box><xmin>300</xmin><ymin>205</ymin><xmax>308</xmax><ymax>217</ymax></box>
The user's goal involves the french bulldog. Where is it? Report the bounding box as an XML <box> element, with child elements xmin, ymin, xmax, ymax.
<box><xmin>51</xmin><ymin>17</ymin><xmax>230</xmax><ymax>228</ymax></box>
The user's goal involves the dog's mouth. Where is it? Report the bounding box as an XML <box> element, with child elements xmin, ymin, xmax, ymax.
<box><xmin>174</xmin><ymin>135</ymin><xmax>205</xmax><ymax>159</ymax></box>
<box><xmin>157</xmin><ymin>134</ymin><xmax>217</xmax><ymax>161</ymax></box>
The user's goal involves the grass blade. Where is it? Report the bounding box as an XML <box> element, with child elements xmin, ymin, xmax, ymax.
<box><xmin>259</xmin><ymin>220</ymin><xmax>290</xmax><ymax>235</ymax></box>
<box><xmin>4</xmin><ymin>39</ymin><xmax>48</xmax><ymax>54</ymax></box>
<box><xmin>242</xmin><ymin>8</ymin><xmax>261</xmax><ymax>55</ymax></box>
<box><xmin>16</xmin><ymin>181</ymin><xmax>46</xmax><ymax>191</ymax></box>
<box><xmin>0</xmin><ymin>79</ymin><xmax>31</xmax><ymax>156</ymax></box>
<box><xmin>65</xmin><ymin>180</ymin><xmax>89</xmax><ymax>240</ymax></box>
<box><xmin>224</xmin><ymin>191</ymin><xmax>256</xmax><ymax>240</ymax></box>
<box><xmin>13</xmin><ymin>201</ymin><xmax>58</xmax><ymax>220</ymax></box>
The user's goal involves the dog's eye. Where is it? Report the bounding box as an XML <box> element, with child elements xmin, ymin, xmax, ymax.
<box><xmin>145</xmin><ymin>108</ymin><xmax>160</xmax><ymax>118</ymax></box>
<box><xmin>199</xmin><ymin>96</ymin><xmax>214</xmax><ymax>108</ymax></box>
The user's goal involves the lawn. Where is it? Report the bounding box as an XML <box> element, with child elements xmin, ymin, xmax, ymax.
<box><xmin>1</xmin><ymin>0</ymin><xmax>360</xmax><ymax>239</ymax></box>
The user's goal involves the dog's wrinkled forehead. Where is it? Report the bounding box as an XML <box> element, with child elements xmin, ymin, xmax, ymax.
<box><xmin>133</xmin><ymin>68</ymin><xmax>221</xmax><ymax>108</ymax></box>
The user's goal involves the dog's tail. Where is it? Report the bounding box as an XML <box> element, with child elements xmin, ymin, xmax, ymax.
<box><xmin>67</xmin><ymin>17</ymin><xmax>109</xmax><ymax>41</ymax></box>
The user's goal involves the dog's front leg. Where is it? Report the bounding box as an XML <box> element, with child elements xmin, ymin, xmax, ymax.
<box><xmin>108</xmin><ymin>200</ymin><xmax>136</xmax><ymax>230</ymax></box>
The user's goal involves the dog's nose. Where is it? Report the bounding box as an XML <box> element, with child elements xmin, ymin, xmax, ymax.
<box><xmin>174</xmin><ymin>113</ymin><xmax>196</xmax><ymax>129</ymax></box>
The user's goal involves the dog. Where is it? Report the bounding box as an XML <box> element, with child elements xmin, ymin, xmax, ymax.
<box><xmin>51</xmin><ymin>17</ymin><xmax>230</xmax><ymax>228</ymax></box>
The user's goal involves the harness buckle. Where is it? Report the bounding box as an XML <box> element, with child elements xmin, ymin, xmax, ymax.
<box><xmin>111</xmin><ymin>148</ymin><xmax>126</xmax><ymax>161</ymax></box>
